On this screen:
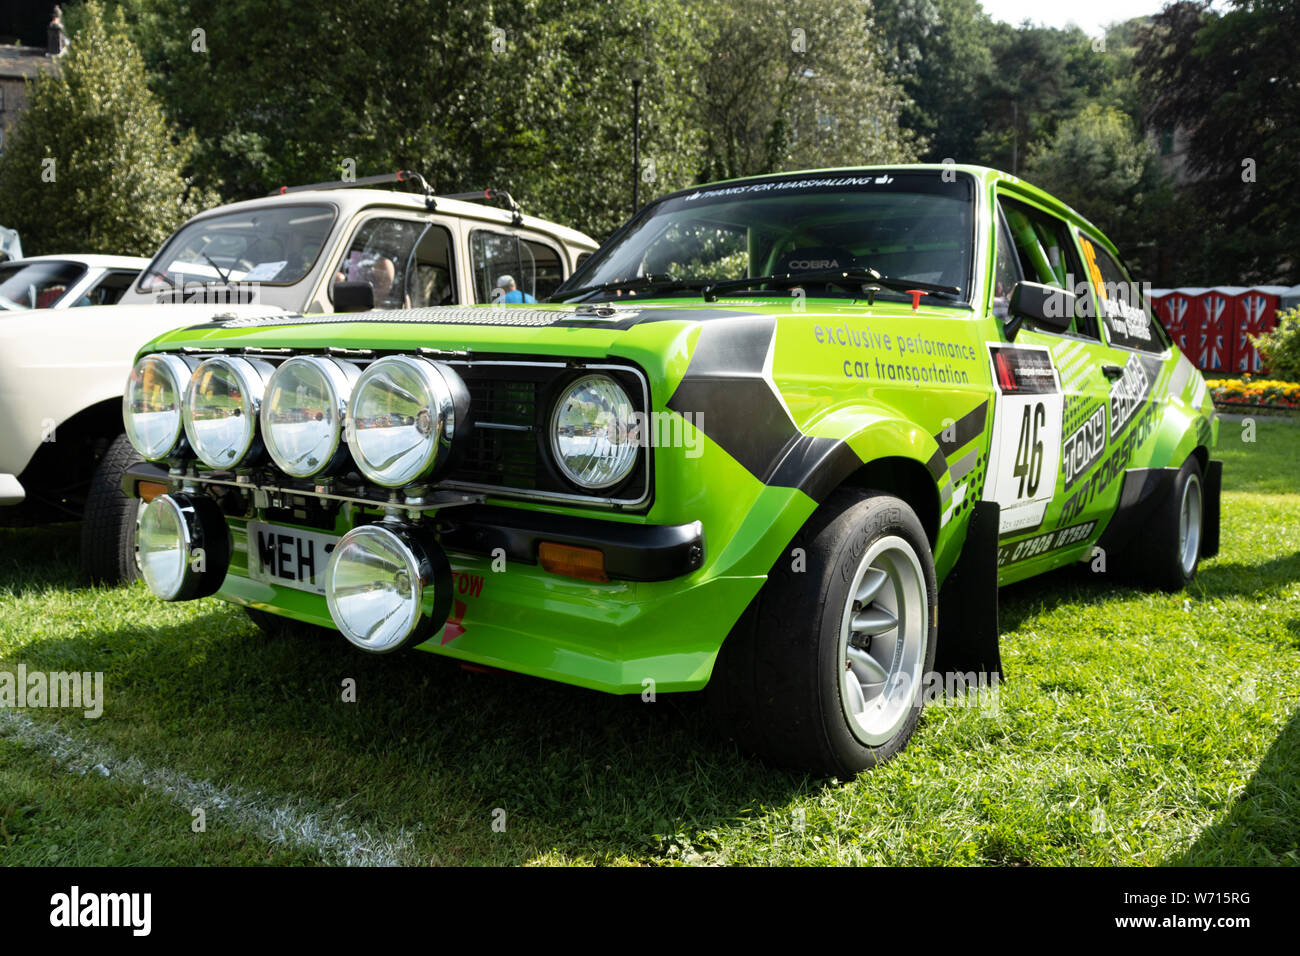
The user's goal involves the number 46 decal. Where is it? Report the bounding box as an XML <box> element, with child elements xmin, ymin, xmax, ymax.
<box><xmin>984</xmin><ymin>344</ymin><xmax>1064</xmax><ymax>534</ymax></box>
<box><xmin>1013</xmin><ymin>402</ymin><xmax>1047</xmax><ymax>499</ymax></box>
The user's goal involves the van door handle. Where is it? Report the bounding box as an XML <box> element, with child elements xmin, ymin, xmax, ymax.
<box><xmin>1101</xmin><ymin>364</ymin><xmax>1124</xmax><ymax>380</ymax></box>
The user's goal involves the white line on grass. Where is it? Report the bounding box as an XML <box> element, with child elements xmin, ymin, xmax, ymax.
<box><xmin>0</xmin><ymin>710</ymin><xmax>420</xmax><ymax>866</ymax></box>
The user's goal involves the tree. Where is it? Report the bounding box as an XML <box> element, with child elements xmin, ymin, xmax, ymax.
<box><xmin>1023</xmin><ymin>103</ymin><xmax>1173</xmax><ymax>278</ymax></box>
<box><xmin>0</xmin><ymin>0</ymin><xmax>210</xmax><ymax>257</ymax></box>
<box><xmin>872</xmin><ymin>0</ymin><xmax>996</xmax><ymax>163</ymax></box>
<box><xmin>694</xmin><ymin>0</ymin><xmax>918</xmax><ymax>183</ymax></box>
<box><xmin>128</xmin><ymin>0</ymin><xmax>707</xmax><ymax>240</ymax></box>
<box><xmin>1136</xmin><ymin>0</ymin><xmax>1300</xmax><ymax>283</ymax></box>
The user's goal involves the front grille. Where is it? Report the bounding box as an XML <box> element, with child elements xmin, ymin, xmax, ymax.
<box><xmin>437</xmin><ymin>360</ymin><xmax>650</xmax><ymax>507</ymax></box>
<box><xmin>454</xmin><ymin>377</ymin><xmax>539</xmax><ymax>489</ymax></box>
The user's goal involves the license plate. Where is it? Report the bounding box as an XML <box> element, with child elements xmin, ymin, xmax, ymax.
<box><xmin>246</xmin><ymin>521</ymin><xmax>339</xmax><ymax>595</ymax></box>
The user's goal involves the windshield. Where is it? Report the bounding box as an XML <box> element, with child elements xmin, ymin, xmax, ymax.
<box><xmin>137</xmin><ymin>203</ymin><xmax>336</xmax><ymax>293</ymax></box>
<box><xmin>561</xmin><ymin>171</ymin><xmax>974</xmax><ymax>303</ymax></box>
<box><xmin>0</xmin><ymin>260</ymin><xmax>87</xmax><ymax>310</ymax></box>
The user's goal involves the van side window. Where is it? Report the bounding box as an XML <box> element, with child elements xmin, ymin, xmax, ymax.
<box><xmin>471</xmin><ymin>231</ymin><xmax>565</xmax><ymax>304</ymax></box>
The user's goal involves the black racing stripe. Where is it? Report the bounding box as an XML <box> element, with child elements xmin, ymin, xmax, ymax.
<box><xmin>924</xmin><ymin>447</ymin><xmax>947</xmax><ymax>483</ymax></box>
<box><xmin>668</xmin><ymin>376</ymin><xmax>796</xmax><ymax>481</ymax></box>
<box><xmin>769</xmin><ymin>436</ymin><xmax>864</xmax><ymax>504</ymax></box>
<box><xmin>935</xmin><ymin>400</ymin><xmax>988</xmax><ymax>456</ymax></box>
<box><xmin>666</xmin><ymin>317</ymin><xmax>808</xmax><ymax>486</ymax></box>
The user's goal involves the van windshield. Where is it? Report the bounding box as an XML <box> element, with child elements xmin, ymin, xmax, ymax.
<box><xmin>138</xmin><ymin>204</ymin><xmax>336</xmax><ymax>293</ymax></box>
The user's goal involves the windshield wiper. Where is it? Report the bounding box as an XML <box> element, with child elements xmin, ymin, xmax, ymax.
<box><xmin>546</xmin><ymin>273</ymin><xmax>710</xmax><ymax>302</ymax></box>
<box><xmin>701</xmin><ymin>268</ymin><xmax>962</xmax><ymax>303</ymax></box>
<box><xmin>201</xmin><ymin>252</ymin><xmax>232</xmax><ymax>286</ymax></box>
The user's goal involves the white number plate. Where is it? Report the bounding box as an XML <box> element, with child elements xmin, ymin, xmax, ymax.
<box><xmin>246</xmin><ymin>521</ymin><xmax>339</xmax><ymax>595</ymax></box>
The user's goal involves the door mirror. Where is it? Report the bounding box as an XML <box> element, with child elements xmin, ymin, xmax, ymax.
<box><xmin>1007</xmin><ymin>280</ymin><xmax>1074</xmax><ymax>339</ymax></box>
<box><xmin>333</xmin><ymin>280</ymin><xmax>374</xmax><ymax>313</ymax></box>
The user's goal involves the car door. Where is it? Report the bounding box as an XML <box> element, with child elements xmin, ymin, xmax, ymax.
<box><xmin>986</xmin><ymin>193</ymin><xmax>1119</xmax><ymax>568</ymax></box>
<box><xmin>1066</xmin><ymin>229</ymin><xmax>1175</xmax><ymax>528</ymax></box>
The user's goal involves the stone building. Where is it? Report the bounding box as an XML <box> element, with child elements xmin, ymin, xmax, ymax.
<box><xmin>0</xmin><ymin>6</ymin><xmax>67</xmax><ymax>152</ymax></box>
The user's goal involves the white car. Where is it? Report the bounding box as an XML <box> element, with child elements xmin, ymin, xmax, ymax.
<box><xmin>0</xmin><ymin>254</ymin><xmax>149</xmax><ymax>310</ymax></box>
<box><xmin>0</xmin><ymin>174</ymin><xmax>598</xmax><ymax>584</ymax></box>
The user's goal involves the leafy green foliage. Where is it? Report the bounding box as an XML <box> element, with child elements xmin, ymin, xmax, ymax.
<box><xmin>872</xmin><ymin>0</ymin><xmax>996</xmax><ymax>163</ymax></box>
<box><xmin>1023</xmin><ymin>104</ymin><xmax>1173</xmax><ymax>278</ymax></box>
<box><xmin>0</xmin><ymin>1</ymin><xmax>212</xmax><ymax>257</ymax></box>
<box><xmin>694</xmin><ymin>0</ymin><xmax>917</xmax><ymax>183</ymax></box>
<box><xmin>1252</xmin><ymin>308</ymin><xmax>1300</xmax><ymax>383</ymax></box>
<box><xmin>127</xmin><ymin>0</ymin><xmax>710</xmax><ymax>239</ymax></box>
<box><xmin>1136</xmin><ymin>0</ymin><xmax>1300</xmax><ymax>284</ymax></box>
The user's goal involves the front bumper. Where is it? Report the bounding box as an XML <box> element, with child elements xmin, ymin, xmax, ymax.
<box><xmin>121</xmin><ymin>461</ymin><xmax>705</xmax><ymax>583</ymax></box>
<box><xmin>121</xmin><ymin>460</ymin><xmax>745</xmax><ymax>694</ymax></box>
<box><xmin>0</xmin><ymin>473</ymin><xmax>23</xmax><ymax>506</ymax></box>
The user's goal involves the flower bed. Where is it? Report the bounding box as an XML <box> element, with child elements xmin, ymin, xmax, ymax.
<box><xmin>1205</xmin><ymin>377</ymin><xmax>1300</xmax><ymax>409</ymax></box>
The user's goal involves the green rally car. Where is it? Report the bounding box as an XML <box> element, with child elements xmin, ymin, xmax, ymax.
<box><xmin>118</xmin><ymin>165</ymin><xmax>1220</xmax><ymax>777</ymax></box>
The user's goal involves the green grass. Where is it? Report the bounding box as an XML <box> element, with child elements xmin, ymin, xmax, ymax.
<box><xmin>1</xmin><ymin>419</ymin><xmax>1297</xmax><ymax>865</ymax></box>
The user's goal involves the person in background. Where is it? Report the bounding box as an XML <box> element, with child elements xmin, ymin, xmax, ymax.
<box><xmin>367</xmin><ymin>256</ymin><xmax>410</xmax><ymax>309</ymax></box>
<box><xmin>495</xmin><ymin>274</ymin><xmax>536</xmax><ymax>304</ymax></box>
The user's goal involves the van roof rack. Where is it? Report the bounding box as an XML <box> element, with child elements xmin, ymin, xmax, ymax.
<box><xmin>271</xmin><ymin>173</ymin><xmax>524</xmax><ymax>223</ymax></box>
<box><xmin>272</xmin><ymin>170</ymin><xmax>435</xmax><ymax>207</ymax></box>
<box><xmin>438</xmin><ymin>188</ymin><xmax>523</xmax><ymax>225</ymax></box>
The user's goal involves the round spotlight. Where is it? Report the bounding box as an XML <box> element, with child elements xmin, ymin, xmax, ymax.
<box><xmin>324</xmin><ymin>522</ymin><xmax>452</xmax><ymax>653</ymax></box>
<box><xmin>549</xmin><ymin>374</ymin><xmax>639</xmax><ymax>490</ymax></box>
<box><xmin>135</xmin><ymin>493</ymin><xmax>231</xmax><ymax>601</ymax></box>
<box><xmin>261</xmin><ymin>356</ymin><xmax>359</xmax><ymax>478</ymax></box>
<box><xmin>347</xmin><ymin>356</ymin><xmax>467</xmax><ymax>488</ymax></box>
<box><xmin>123</xmin><ymin>353</ymin><xmax>196</xmax><ymax>460</ymax></box>
<box><xmin>183</xmin><ymin>356</ymin><xmax>274</xmax><ymax>468</ymax></box>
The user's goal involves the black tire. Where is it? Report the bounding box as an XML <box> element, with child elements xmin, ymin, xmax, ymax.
<box><xmin>708</xmin><ymin>489</ymin><xmax>938</xmax><ymax>778</ymax></box>
<box><xmin>79</xmin><ymin>433</ymin><xmax>143</xmax><ymax>585</ymax></box>
<box><xmin>243</xmin><ymin>606</ymin><xmax>335</xmax><ymax>640</ymax></box>
<box><xmin>1129</xmin><ymin>456</ymin><xmax>1204</xmax><ymax>592</ymax></box>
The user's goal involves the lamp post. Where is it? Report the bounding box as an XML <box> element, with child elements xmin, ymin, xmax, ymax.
<box><xmin>629</xmin><ymin>59</ymin><xmax>647</xmax><ymax>215</ymax></box>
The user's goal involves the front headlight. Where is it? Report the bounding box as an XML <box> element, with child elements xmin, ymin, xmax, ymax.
<box><xmin>348</xmin><ymin>356</ymin><xmax>464</xmax><ymax>487</ymax></box>
<box><xmin>549</xmin><ymin>374</ymin><xmax>639</xmax><ymax>490</ymax></box>
<box><xmin>324</xmin><ymin>522</ymin><xmax>452</xmax><ymax>653</ymax></box>
<box><xmin>135</xmin><ymin>493</ymin><xmax>231</xmax><ymax>601</ymax></box>
<box><xmin>183</xmin><ymin>356</ymin><xmax>273</xmax><ymax>468</ymax></box>
<box><xmin>261</xmin><ymin>356</ymin><xmax>359</xmax><ymax>478</ymax></box>
<box><xmin>123</xmin><ymin>353</ymin><xmax>196</xmax><ymax>460</ymax></box>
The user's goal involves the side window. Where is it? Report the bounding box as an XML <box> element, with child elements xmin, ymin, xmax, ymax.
<box><xmin>331</xmin><ymin>218</ymin><xmax>429</xmax><ymax>310</ymax></box>
<box><xmin>470</xmin><ymin>231</ymin><xmax>563</xmax><ymax>304</ymax></box>
<box><xmin>1079</xmin><ymin>235</ymin><xmax>1165</xmax><ymax>353</ymax></box>
<box><xmin>991</xmin><ymin>209</ymin><xmax>1022</xmax><ymax>321</ymax></box>
<box><xmin>76</xmin><ymin>270</ymin><xmax>138</xmax><ymax>306</ymax></box>
<box><xmin>998</xmin><ymin>197</ymin><xmax>1098</xmax><ymax>339</ymax></box>
<box><xmin>406</xmin><ymin>224</ymin><xmax>457</xmax><ymax>308</ymax></box>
